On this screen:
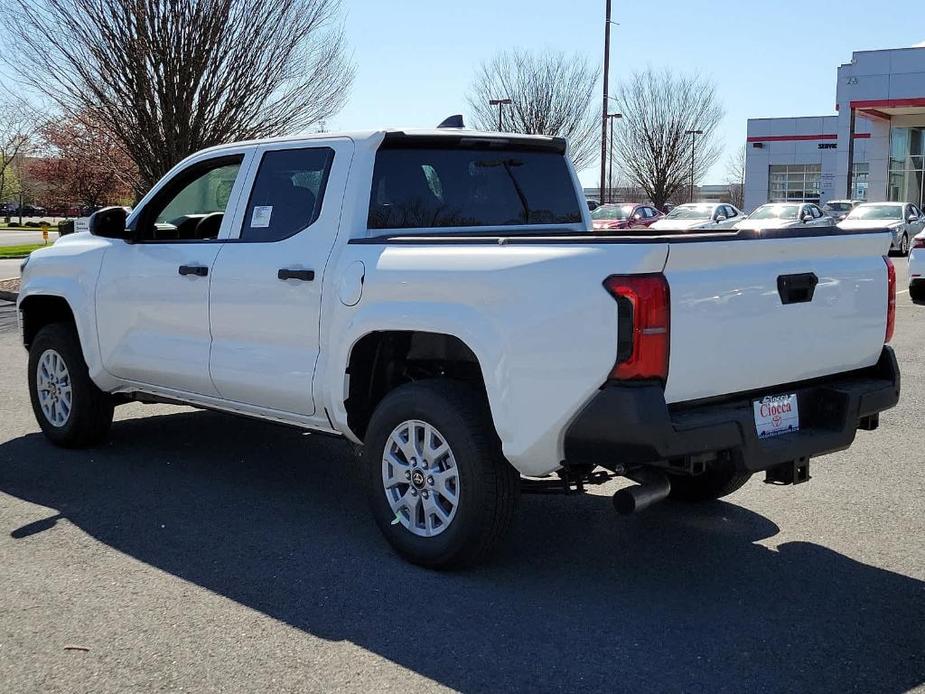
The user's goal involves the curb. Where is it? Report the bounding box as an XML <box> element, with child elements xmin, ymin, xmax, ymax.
<box><xmin>0</xmin><ymin>276</ymin><xmax>19</xmax><ymax>303</ymax></box>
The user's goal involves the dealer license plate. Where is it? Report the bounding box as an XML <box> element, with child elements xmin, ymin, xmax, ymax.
<box><xmin>753</xmin><ymin>393</ymin><xmax>799</xmax><ymax>439</ymax></box>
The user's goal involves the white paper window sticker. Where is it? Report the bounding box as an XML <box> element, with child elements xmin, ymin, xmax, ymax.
<box><xmin>251</xmin><ymin>205</ymin><xmax>273</xmax><ymax>228</ymax></box>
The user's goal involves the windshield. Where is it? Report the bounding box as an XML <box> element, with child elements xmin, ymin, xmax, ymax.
<box><xmin>591</xmin><ymin>204</ymin><xmax>633</xmax><ymax>220</ymax></box>
<box><xmin>665</xmin><ymin>204</ymin><xmax>714</xmax><ymax>220</ymax></box>
<box><xmin>825</xmin><ymin>202</ymin><xmax>854</xmax><ymax>212</ymax></box>
<box><xmin>845</xmin><ymin>204</ymin><xmax>903</xmax><ymax>221</ymax></box>
<box><xmin>749</xmin><ymin>204</ymin><xmax>800</xmax><ymax>220</ymax></box>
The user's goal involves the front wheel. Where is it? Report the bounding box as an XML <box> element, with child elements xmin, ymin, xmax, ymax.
<box><xmin>900</xmin><ymin>233</ymin><xmax>910</xmax><ymax>257</ymax></box>
<box><xmin>668</xmin><ymin>460</ymin><xmax>752</xmax><ymax>502</ymax></box>
<box><xmin>28</xmin><ymin>323</ymin><xmax>114</xmax><ymax>448</ymax></box>
<box><xmin>363</xmin><ymin>380</ymin><xmax>519</xmax><ymax>568</ymax></box>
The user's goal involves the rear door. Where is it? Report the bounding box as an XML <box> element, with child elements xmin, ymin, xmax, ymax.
<box><xmin>208</xmin><ymin>138</ymin><xmax>352</xmax><ymax>415</ymax></box>
<box><xmin>663</xmin><ymin>232</ymin><xmax>891</xmax><ymax>403</ymax></box>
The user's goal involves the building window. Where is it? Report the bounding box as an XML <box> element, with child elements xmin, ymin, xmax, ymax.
<box><xmin>852</xmin><ymin>163</ymin><xmax>869</xmax><ymax>201</ymax></box>
<box><xmin>768</xmin><ymin>164</ymin><xmax>822</xmax><ymax>204</ymax></box>
<box><xmin>888</xmin><ymin>127</ymin><xmax>925</xmax><ymax>207</ymax></box>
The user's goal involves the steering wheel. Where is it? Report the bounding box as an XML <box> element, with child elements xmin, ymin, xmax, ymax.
<box><xmin>194</xmin><ymin>212</ymin><xmax>224</xmax><ymax>240</ymax></box>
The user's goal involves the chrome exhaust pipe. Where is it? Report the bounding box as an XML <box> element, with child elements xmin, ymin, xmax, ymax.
<box><xmin>612</xmin><ymin>468</ymin><xmax>671</xmax><ymax>515</ymax></box>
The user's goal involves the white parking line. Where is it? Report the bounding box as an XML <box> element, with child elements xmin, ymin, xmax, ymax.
<box><xmin>898</xmin><ymin>289</ymin><xmax>910</xmax><ymax>294</ymax></box>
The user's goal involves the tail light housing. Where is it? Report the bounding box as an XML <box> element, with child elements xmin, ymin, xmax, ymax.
<box><xmin>884</xmin><ymin>256</ymin><xmax>896</xmax><ymax>343</ymax></box>
<box><xmin>603</xmin><ymin>274</ymin><xmax>670</xmax><ymax>383</ymax></box>
<box><xmin>913</xmin><ymin>236</ymin><xmax>925</xmax><ymax>250</ymax></box>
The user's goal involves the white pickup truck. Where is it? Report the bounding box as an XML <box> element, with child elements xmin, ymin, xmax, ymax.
<box><xmin>18</xmin><ymin>124</ymin><xmax>900</xmax><ymax>567</ymax></box>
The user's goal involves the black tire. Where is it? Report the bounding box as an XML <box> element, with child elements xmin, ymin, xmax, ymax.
<box><xmin>911</xmin><ymin>280</ymin><xmax>925</xmax><ymax>305</ymax></box>
<box><xmin>900</xmin><ymin>233</ymin><xmax>910</xmax><ymax>257</ymax></box>
<box><xmin>668</xmin><ymin>459</ymin><xmax>752</xmax><ymax>502</ymax></box>
<box><xmin>363</xmin><ymin>380</ymin><xmax>519</xmax><ymax>569</ymax></box>
<box><xmin>28</xmin><ymin>322</ymin><xmax>114</xmax><ymax>448</ymax></box>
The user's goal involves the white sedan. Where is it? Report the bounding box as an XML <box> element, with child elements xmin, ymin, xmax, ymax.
<box><xmin>649</xmin><ymin>203</ymin><xmax>744</xmax><ymax>231</ymax></box>
<box><xmin>838</xmin><ymin>201</ymin><xmax>924</xmax><ymax>256</ymax></box>
<box><xmin>734</xmin><ymin>202</ymin><xmax>834</xmax><ymax>232</ymax></box>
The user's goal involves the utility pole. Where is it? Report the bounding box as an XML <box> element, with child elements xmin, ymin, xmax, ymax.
<box><xmin>489</xmin><ymin>98</ymin><xmax>512</xmax><ymax>131</ymax></box>
<box><xmin>599</xmin><ymin>0</ymin><xmax>612</xmax><ymax>204</ymax></box>
<box><xmin>607</xmin><ymin>113</ymin><xmax>622</xmax><ymax>203</ymax></box>
<box><xmin>685</xmin><ymin>129</ymin><xmax>703</xmax><ymax>203</ymax></box>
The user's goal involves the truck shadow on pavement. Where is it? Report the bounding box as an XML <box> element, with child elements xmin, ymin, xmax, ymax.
<box><xmin>0</xmin><ymin>409</ymin><xmax>922</xmax><ymax>693</ymax></box>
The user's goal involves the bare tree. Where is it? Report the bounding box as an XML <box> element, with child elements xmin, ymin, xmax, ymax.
<box><xmin>466</xmin><ymin>49</ymin><xmax>600</xmax><ymax>171</ymax></box>
<box><xmin>725</xmin><ymin>145</ymin><xmax>746</xmax><ymax>210</ymax></box>
<box><xmin>2</xmin><ymin>0</ymin><xmax>354</xmax><ymax>190</ymax></box>
<box><xmin>611</xmin><ymin>68</ymin><xmax>724</xmax><ymax>209</ymax></box>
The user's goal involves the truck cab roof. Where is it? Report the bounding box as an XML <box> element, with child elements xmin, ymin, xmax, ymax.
<box><xmin>195</xmin><ymin>128</ymin><xmax>567</xmax><ymax>158</ymax></box>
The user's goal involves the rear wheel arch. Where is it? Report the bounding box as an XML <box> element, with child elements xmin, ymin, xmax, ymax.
<box><xmin>344</xmin><ymin>330</ymin><xmax>491</xmax><ymax>442</ymax></box>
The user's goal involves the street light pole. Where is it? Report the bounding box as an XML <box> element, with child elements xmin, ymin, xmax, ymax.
<box><xmin>489</xmin><ymin>98</ymin><xmax>512</xmax><ymax>131</ymax></box>
<box><xmin>607</xmin><ymin>113</ymin><xmax>622</xmax><ymax>203</ymax></box>
<box><xmin>685</xmin><ymin>129</ymin><xmax>703</xmax><ymax>203</ymax></box>
<box><xmin>600</xmin><ymin>0</ymin><xmax>612</xmax><ymax>204</ymax></box>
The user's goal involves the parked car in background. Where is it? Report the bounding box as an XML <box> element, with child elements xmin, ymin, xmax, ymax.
<box><xmin>823</xmin><ymin>199</ymin><xmax>862</xmax><ymax>222</ymax></box>
<box><xmin>909</xmin><ymin>229</ymin><xmax>925</xmax><ymax>304</ymax></box>
<box><xmin>13</xmin><ymin>204</ymin><xmax>47</xmax><ymax>216</ymax></box>
<box><xmin>838</xmin><ymin>202</ymin><xmax>924</xmax><ymax>256</ymax></box>
<box><xmin>591</xmin><ymin>203</ymin><xmax>664</xmax><ymax>231</ymax></box>
<box><xmin>734</xmin><ymin>202</ymin><xmax>834</xmax><ymax>232</ymax></box>
<box><xmin>649</xmin><ymin>203</ymin><xmax>743</xmax><ymax>231</ymax></box>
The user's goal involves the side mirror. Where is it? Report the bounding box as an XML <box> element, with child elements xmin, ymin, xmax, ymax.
<box><xmin>908</xmin><ymin>214</ymin><xmax>918</xmax><ymax>223</ymax></box>
<box><xmin>801</xmin><ymin>214</ymin><xmax>813</xmax><ymax>223</ymax></box>
<box><xmin>88</xmin><ymin>206</ymin><xmax>131</xmax><ymax>239</ymax></box>
<box><xmin>714</xmin><ymin>214</ymin><xmax>727</xmax><ymax>223</ymax></box>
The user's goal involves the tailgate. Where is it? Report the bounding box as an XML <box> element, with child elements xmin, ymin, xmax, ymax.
<box><xmin>663</xmin><ymin>232</ymin><xmax>891</xmax><ymax>404</ymax></box>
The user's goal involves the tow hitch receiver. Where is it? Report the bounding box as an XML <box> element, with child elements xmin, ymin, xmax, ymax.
<box><xmin>764</xmin><ymin>458</ymin><xmax>811</xmax><ymax>485</ymax></box>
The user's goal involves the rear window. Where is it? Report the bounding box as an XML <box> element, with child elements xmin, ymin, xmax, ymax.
<box><xmin>368</xmin><ymin>146</ymin><xmax>582</xmax><ymax>230</ymax></box>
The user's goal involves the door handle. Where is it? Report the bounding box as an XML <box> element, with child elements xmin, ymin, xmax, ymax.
<box><xmin>777</xmin><ymin>272</ymin><xmax>818</xmax><ymax>305</ymax></box>
<box><xmin>277</xmin><ymin>268</ymin><xmax>315</xmax><ymax>282</ymax></box>
<box><xmin>178</xmin><ymin>264</ymin><xmax>208</xmax><ymax>277</ymax></box>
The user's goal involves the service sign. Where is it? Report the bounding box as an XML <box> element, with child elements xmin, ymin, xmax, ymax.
<box><xmin>753</xmin><ymin>393</ymin><xmax>799</xmax><ymax>439</ymax></box>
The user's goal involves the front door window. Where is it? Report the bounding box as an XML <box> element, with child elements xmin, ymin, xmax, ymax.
<box><xmin>133</xmin><ymin>157</ymin><xmax>243</xmax><ymax>241</ymax></box>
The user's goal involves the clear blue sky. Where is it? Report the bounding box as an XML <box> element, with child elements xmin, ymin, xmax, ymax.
<box><xmin>333</xmin><ymin>0</ymin><xmax>925</xmax><ymax>185</ymax></box>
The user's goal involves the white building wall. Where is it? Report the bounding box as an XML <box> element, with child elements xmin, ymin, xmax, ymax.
<box><xmin>746</xmin><ymin>46</ymin><xmax>925</xmax><ymax>209</ymax></box>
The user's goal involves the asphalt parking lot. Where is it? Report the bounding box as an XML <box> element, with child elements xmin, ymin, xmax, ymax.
<box><xmin>0</xmin><ymin>265</ymin><xmax>922</xmax><ymax>693</ymax></box>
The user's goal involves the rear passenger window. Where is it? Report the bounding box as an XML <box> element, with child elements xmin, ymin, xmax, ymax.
<box><xmin>368</xmin><ymin>145</ymin><xmax>582</xmax><ymax>230</ymax></box>
<box><xmin>241</xmin><ymin>147</ymin><xmax>334</xmax><ymax>242</ymax></box>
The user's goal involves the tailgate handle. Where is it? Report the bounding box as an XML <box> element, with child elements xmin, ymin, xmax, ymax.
<box><xmin>777</xmin><ymin>273</ymin><xmax>818</xmax><ymax>305</ymax></box>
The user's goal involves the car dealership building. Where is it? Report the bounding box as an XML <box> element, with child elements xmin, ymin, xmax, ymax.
<box><xmin>745</xmin><ymin>46</ymin><xmax>925</xmax><ymax>212</ymax></box>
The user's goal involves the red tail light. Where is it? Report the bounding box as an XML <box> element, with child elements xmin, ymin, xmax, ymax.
<box><xmin>884</xmin><ymin>256</ymin><xmax>896</xmax><ymax>343</ymax></box>
<box><xmin>913</xmin><ymin>236</ymin><xmax>925</xmax><ymax>249</ymax></box>
<box><xmin>603</xmin><ymin>274</ymin><xmax>670</xmax><ymax>382</ymax></box>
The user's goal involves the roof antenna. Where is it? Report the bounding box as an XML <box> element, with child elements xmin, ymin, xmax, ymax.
<box><xmin>437</xmin><ymin>114</ymin><xmax>465</xmax><ymax>129</ymax></box>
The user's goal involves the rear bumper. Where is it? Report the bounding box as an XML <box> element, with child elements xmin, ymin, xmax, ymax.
<box><xmin>564</xmin><ymin>347</ymin><xmax>900</xmax><ymax>474</ymax></box>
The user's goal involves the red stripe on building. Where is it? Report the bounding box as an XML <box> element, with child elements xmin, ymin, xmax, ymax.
<box><xmin>746</xmin><ymin>133</ymin><xmax>870</xmax><ymax>142</ymax></box>
<box><xmin>850</xmin><ymin>97</ymin><xmax>925</xmax><ymax>109</ymax></box>
<box><xmin>746</xmin><ymin>134</ymin><xmax>836</xmax><ymax>142</ymax></box>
